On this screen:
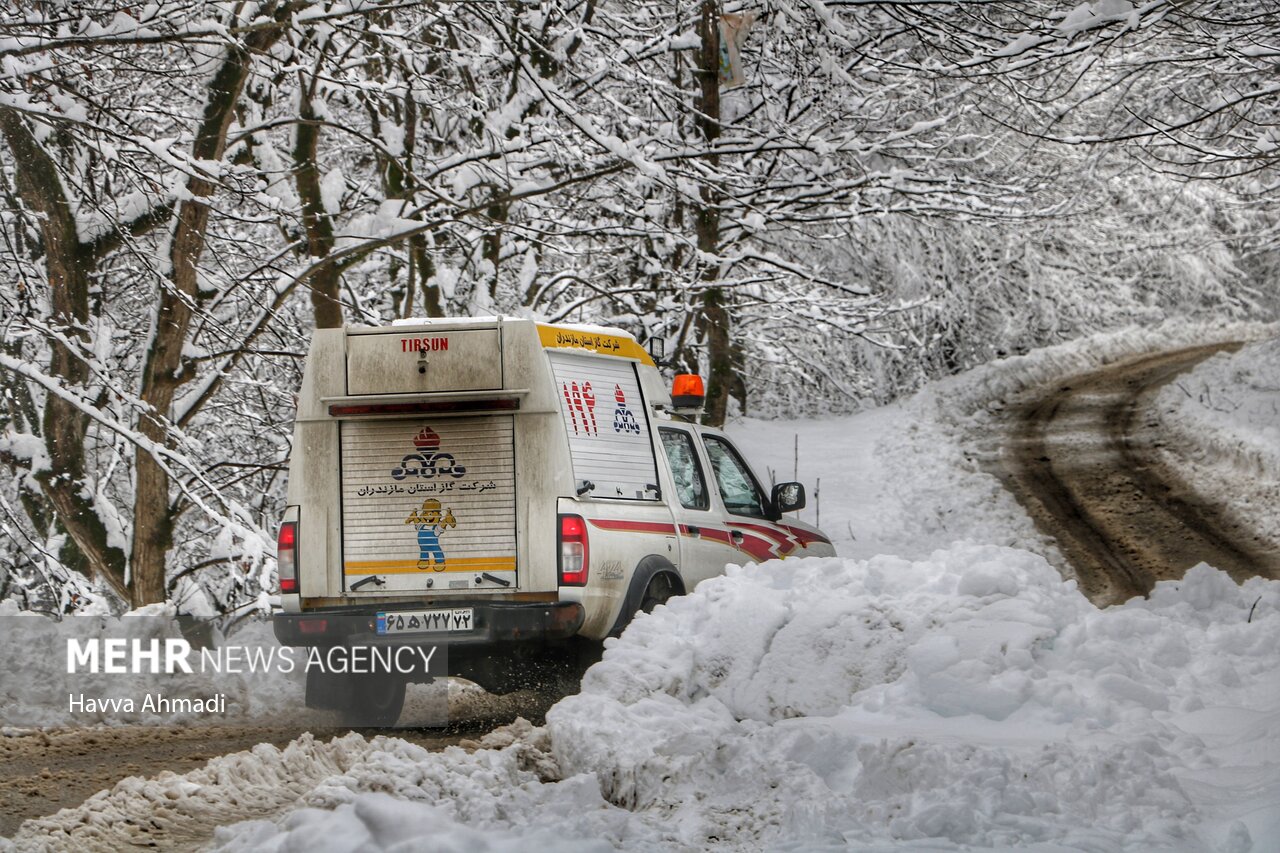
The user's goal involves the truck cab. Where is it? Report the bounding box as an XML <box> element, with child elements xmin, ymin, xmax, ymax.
<box><xmin>272</xmin><ymin>317</ymin><xmax>833</xmax><ymax>724</ymax></box>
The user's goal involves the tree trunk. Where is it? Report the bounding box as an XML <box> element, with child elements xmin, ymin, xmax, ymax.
<box><xmin>694</xmin><ymin>0</ymin><xmax>732</xmax><ymax>427</ymax></box>
<box><xmin>0</xmin><ymin>109</ymin><xmax>131</xmax><ymax>601</ymax></box>
<box><xmin>132</xmin><ymin>19</ymin><xmax>283</xmax><ymax>606</ymax></box>
<box><xmin>294</xmin><ymin>75</ymin><xmax>344</xmax><ymax>329</ymax></box>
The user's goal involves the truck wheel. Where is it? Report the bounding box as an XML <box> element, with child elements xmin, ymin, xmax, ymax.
<box><xmin>305</xmin><ymin>666</ymin><xmax>350</xmax><ymax>711</ymax></box>
<box><xmin>340</xmin><ymin>673</ymin><xmax>405</xmax><ymax>727</ymax></box>
<box><xmin>640</xmin><ymin>572</ymin><xmax>676</xmax><ymax>614</ymax></box>
<box><xmin>607</xmin><ymin>558</ymin><xmax>684</xmax><ymax>638</ymax></box>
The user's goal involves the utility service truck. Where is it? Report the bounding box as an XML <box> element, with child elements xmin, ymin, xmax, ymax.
<box><xmin>273</xmin><ymin>317</ymin><xmax>833</xmax><ymax>724</ymax></box>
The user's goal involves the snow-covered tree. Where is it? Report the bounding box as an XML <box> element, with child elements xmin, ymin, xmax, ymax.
<box><xmin>0</xmin><ymin>0</ymin><xmax>1271</xmax><ymax>613</ymax></box>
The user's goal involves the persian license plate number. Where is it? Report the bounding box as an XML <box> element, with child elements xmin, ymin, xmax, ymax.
<box><xmin>376</xmin><ymin>608</ymin><xmax>474</xmax><ymax>635</ymax></box>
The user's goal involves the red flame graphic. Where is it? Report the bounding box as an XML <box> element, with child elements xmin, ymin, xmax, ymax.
<box><xmin>413</xmin><ymin>427</ymin><xmax>440</xmax><ymax>451</ymax></box>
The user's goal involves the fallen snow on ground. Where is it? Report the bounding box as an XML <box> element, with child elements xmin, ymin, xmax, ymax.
<box><xmin>729</xmin><ymin>319</ymin><xmax>1277</xmax><ymax>566</ymax></box>
<box><xmin>14</xmin><ymin>550</ymin><xmax>1276</xmax><ymax>852</ymax></box>
<box><xmin>6</xmin><ymin>321</ymin><xmax>1279</xmax><ymax>850</ymax></box>
<box><xmin>6</xmin><ymin>731</ymin><xmax>382</xmax><ymax>850</ymax></box>
<box><xmin>547</xmin><ymin>549</ymin><xmax>1280</xmax><ymax>850</ymax></box>
<box><xmin>20</xmin><ymin>547</ymin><xmax>1269</xmax><ymax>852</ymax></box>
<box><xmin>1148</xmin><ymin>336</ymin><xmax>1280</xmax><ymax>544</ymax></box>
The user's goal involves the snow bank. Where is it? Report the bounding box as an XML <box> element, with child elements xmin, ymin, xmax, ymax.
<box><xmin>548</xmin><ymin>546</ymin><xmax>1280</xmax><ymax>850</ymax></box>
<box><xmin>213</xmin><ymin>721</ymin><xmax>623</xmax><ymax>853</ymax></box>
<box><xmin>913</xmin><ymin>320</ymin><xmax>1276</xmax><ymax>420</ymax></box>
<box><xmin>7</xmin><ymin>732</ymin><xmax>394</xmax><ymax>851</ymax></box>
<box><xmin>26</xmin><ymin>546</ymin><xmax>1270</xmax><ymax>852</ymax></box>
<box><xmin>1148</xmin><ymin>336</ymin><xmax>1280</xmax><ymax>542</ymax></box>
<box><xmin>7</xmin><ymin>721</ymin><xmax>638</xmax><ymax>852</ymax></box>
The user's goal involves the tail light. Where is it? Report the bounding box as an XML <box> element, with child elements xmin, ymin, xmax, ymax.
<box><xmin>559</xmin><ymin>514</ymin><xmax>589</xmax><ymax>585</ymax></box>
<box><xmin>277</xmin><ymin>521</ymin><xmax>298</xmax><ymax>594</ymax></box>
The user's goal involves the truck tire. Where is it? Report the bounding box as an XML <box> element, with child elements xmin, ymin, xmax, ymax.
<box><xmin>608</xmin><ymin>556</ymin><xmax>684</xmax><ymax>638</ymax></box>
<box><xmin>305</xmin><ymin>666</ymin><xmax>351</xmax><ymax>712</ymax></box>
<box><xmin>341</xmin><ymin>673</ymin><xmax>406</xmax><ymax>727</ymax></box>
<box><xmin>640</xmin><ymin>572</ymin><xmax>676</xmax><ymax>614</ymax></box>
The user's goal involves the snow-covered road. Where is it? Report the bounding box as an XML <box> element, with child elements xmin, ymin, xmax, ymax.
<box><xmin>4</xmin><ymin>324</ymin><xmax>1277</xmax><ymax>852</ymax></box>
<box><xmin>998</xmin><ymin>342</ymin><xmax>1279</xmax><ymax>605</ymax></box>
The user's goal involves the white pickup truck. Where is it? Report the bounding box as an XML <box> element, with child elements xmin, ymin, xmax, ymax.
<box><xmin>273</xmin><ymin>317</ymin><xmax>833</xmax><ymax>724</ymax></box>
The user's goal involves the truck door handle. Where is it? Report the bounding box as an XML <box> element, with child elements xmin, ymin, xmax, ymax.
<box><xmin>686</xmin><ymin>525</ymin><xmax>701</xmax><ymax>537</ymax></box>
<box><xmin>730</xmin><ymin>530</ymin><xmax>744</xmax><ymax>545</ymax></box>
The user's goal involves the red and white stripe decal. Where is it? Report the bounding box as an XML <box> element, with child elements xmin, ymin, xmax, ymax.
<box><xmin>778</xmin><ymin>524</ymin><xmax>831</xmax><ymax>547</ymax></box>
<box><xmin>731</xmin><ymin>531</ymin><xmax>777</xmax><ymax>562</ymax></box>
<box><xmin>680</xmin><ymin>524</ymin><xmax>776</xmax><ymax>562</ymax></box>
<box><xmin>727</xmin><ymin>522</ymin><xmax>799</xmax><ymax>556</ymax></box>
<box><xmin>586</xmin><ymin>518</ymin><xmax>808</xmax><ymax>563</ymax></box>
<box><xmin>587</xmin><ymin>519</ymin><xmax>678</xmax><ymax>535</ymax></box>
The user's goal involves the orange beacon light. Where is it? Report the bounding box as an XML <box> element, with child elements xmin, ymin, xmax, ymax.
<box><xmin>671</xmin><ymin>374</ymin><xmax>705</xmax><ymax>409</ymax></box>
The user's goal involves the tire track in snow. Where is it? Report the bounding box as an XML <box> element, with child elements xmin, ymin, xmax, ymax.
<box><xmin>1000</xmin><ymin>343</ymin><xmax>1278</xmax><ymax>605</ymax></box>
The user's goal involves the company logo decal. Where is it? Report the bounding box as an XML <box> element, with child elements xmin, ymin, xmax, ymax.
<box><xmin>562</xmin><ymin>380</ymin><xmax>598</xmax><ymax>436</ymax></box>
<box><xmin>405</xmin><ymin>498</ymin><xmax>457</xmax><ymax>571</ymax></box>
<box><xmin>392</xmin><ymin>426</ymin><xmax>467</xmax><ymax>480</ymax></box>
<box><xmin>400</xmin><ymin>336</ymin><xmax>449</xmax><ymax>352</ymax></box>
<box><xmin>612</xmin><ymin>383</ymin><xmax>640</xmax><ymax>434</ymax></box>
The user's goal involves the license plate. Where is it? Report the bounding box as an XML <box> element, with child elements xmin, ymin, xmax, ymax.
<box><xmin>376</xmin><ymin>608</ymin><xmax>474</xmax><ymax>635</ymax></box>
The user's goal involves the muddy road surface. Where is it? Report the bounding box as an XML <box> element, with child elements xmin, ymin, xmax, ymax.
<box><xmin>999</xmin><ymin>343</ymin><xmax>1279</xmax><ymax>605</ymax></box>
<box><xmin>0</xmin><ymin>687</ymin><xmax>552</xmax><ymax>844</ymax></box>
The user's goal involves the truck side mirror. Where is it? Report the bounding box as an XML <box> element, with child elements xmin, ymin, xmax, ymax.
<box><xmin>771</xmin><ymin>481</ymin><xmax>805</xmax><ymax>515</ymax></box>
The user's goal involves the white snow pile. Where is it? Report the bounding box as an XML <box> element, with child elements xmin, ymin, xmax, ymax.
<box><xmin>214</xmin><ymin>722</ymin><xmax>617</xmax><ymax>853</ymax></box>
<box><xmin>5</xmin><ymin>733</ymin><xmax>381</xmax><ymax>851</ymax></box>
<box><xmin>0</xmin><ymin>601</ymin><xmax>308</xmax><ymax>727</ymax></box>
<box><xmin>61</xmin><ymin>545</ymin><xmax>1266</xmax><ymax>852</ymax></box>
<box><xmin>1149</xmin><ymin>336</ymin><xmax>1280</xmax><ymax>542</ymax></box>
<box><xmin>548</xmin><ymin>547</ymin><xmax>1280</xmax><ymax>850</ymax></box>
<box><xmin>6</xmin><ymin>721</ymin><xmax>618</xmax><ymax>852</ymax></box>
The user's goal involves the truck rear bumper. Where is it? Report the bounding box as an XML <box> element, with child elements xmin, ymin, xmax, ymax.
<box><xmin>272</xmin><ymin>600</ymin><xmax>585</xmax><ymax>648</ymax></box>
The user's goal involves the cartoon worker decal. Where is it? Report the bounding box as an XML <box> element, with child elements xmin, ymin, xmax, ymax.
<box><xmin>405</xmin><ymin>498</ymin><xmax>457</xmax><ymax>570</ymax></box>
